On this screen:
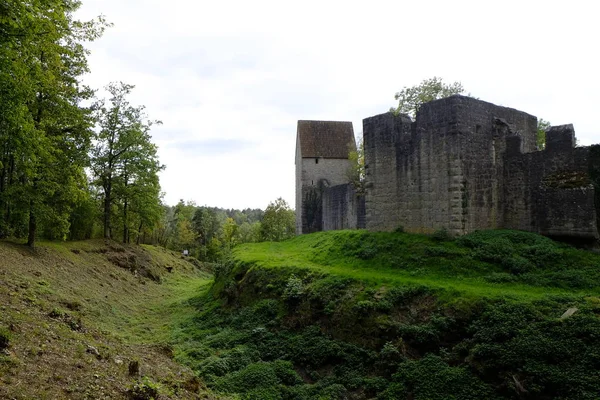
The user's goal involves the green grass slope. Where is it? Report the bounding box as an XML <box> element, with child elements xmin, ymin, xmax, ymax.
<box><xmin>0</xmin><ymin>239</ymin><xmax>227</xmax><ymax>399</ymax></box>
<box><xmin>176</xmin><ymin>229</ymin><xmax>600</xmax><ymax>400</ymax></box>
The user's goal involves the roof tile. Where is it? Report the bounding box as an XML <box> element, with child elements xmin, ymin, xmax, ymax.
<box><xmin>297</xmin><ymin>120</ymin><xmax>355</xmax><ymax>159</ymax></box>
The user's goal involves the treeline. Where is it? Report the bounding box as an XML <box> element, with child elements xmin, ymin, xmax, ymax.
<box><xmin>146</xmin><ymin>198</ymin><xmax>295</xmax><ymax>262</ymax></box>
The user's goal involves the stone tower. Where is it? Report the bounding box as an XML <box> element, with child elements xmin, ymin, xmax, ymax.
<box><xmin>295</xmin><ymin>120</ymin><xmax>356</xmax><ymax>234</ymax></box>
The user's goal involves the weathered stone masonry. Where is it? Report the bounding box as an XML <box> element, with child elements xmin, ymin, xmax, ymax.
<box><xmin>296</xmin><ymin>95</ymin><xmax>600</xmax><ymax>242</ymax></box>
<box><xmin>295</xmin><ymin>120</ymin><xmax>365</xmax><ymax>234</ymax></box>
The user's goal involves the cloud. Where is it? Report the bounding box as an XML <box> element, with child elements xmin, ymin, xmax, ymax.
<box><xmin>76</xmin><ymin>0</ymin><xmax>600</xmax><ymax>209</ymax></box>
<box><xmin>166</xmin><ymin>138</ymin><xmax>258</xmax><ymax>156</ymax></box>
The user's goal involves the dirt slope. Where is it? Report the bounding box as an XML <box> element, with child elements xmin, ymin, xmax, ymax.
<box><xmin>0</xmin><ymin>239</ymin><xmax>220</xmax><ymax>400</ymax></box>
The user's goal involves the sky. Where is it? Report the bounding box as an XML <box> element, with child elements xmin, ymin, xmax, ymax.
<box><xmin>75</xmin><ymin>0</ymin><xmax>600</xmax><ymax>210</ymax></box>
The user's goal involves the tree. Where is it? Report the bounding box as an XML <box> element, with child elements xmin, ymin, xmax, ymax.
<box><xmin>347</xmin><ymin>138</ymin><xmax>365</xmax><ymax>195</ymax></box>
<box><xmin>536</xmin><ymin>118</ymin><xmax>552</xmax><ymax>150</ymax></box>
<box><xmin>260</xmin><ymin>198</ymin><xmax>295</xmax><ymax>242</ymax></box>
<box><xmin>192</xmin><ymin>206</ymin><xmax>219</xmax><ymax>246</ymax></box>
<box><xmin>0</xmin><ymin>0</ymin><xmax>109</xmax><ymax>246</ymax></box>
<box><xmin>222</xmin><ymin>217</ymin><xmax>239</xmax><ymax>248</ymax></box>
<box><xmin>91</xmin><ymin>82</ymin><xmax>163</xmax><ymax>241</ymax></box>
<box><xmin>392</xmin><ymin>77</ymin><xmax>465</xmax><ymax>118</ymax></box>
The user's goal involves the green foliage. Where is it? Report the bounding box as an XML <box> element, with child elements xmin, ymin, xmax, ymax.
<box><xmin>467</xmin><ymin>302</ymin><xmax>600</xmax><ymax>399</ymax></box>
<box><xmin>91</xmin><ymin>82</ymin><xmax>164</xmax><ymax>242</ymax></box>
<box><xmin>384</xmin><ymin>354</ymin><xmax>494</xmax><ymax>400</ymax></box>
<box><xmin>165</xmin><ymin>229</ymin><xmax>600</xmax><ymax>399</ymax></box>
<box><xmin>392</xmin><ymin>77</ymin><xmax>466</xmax><ymax>118</ymax></box>
<box><xmin>260</xmin><ymin>198</ymin><xmax>295</xmax><ymax>242</ymax></box>
<box><xmin>214</xmin><ymin>360</ymin><xmax>300</xmax><ymax>396</ymax></box>
<box><xmin>537</xmin><ymin>118</ymin><xmax>552</xmax><ymax>150</ymax></box>
<box><xmin>128</xmin><ymin>376</ymin><xmax>161</xmax><ymax>400</ymax></box>
<box><xmin>431</xmin><ymin>227</ymin><xmax>451</xmax><ymax>242</ymax></box>
<box><xmin>0</xmin><ymin>0</ymin><xmax>109</xmax><ymax>245</ymax></box>
<box><xmin>347</xmin><ymin>138</ymin><xmax>365</xmax><ymax>194</ymax></box>
<box><xmin>282</xmin><ymin>275</ymin><xmax>305</xmax><ymax>303</ymax></box>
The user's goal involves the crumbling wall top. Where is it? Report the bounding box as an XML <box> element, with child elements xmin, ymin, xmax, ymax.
<box><xmin>546</xmin><ymin>124</ymin><xmax>575</xmax><ymax>152</ymax></box>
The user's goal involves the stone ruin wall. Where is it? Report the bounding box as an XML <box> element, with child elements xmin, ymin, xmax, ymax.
<box><xmin>504</xmin><ymin>126</ymin><xmax>598</xmax><ymax>240</ymax></box>
<box><xmin>362</xmin><ymin>95</ymin><xmax>600</xmax><ymax>241</ymax></box>
<box><xmin>297</xmin><ymin>156</ymin><xmax>354</xmax><ymax>234</ymax></box>
<box><xmin>322</xmin><ymin>184</ymin><xmax>365</xmax><ymax>231</ymax></box>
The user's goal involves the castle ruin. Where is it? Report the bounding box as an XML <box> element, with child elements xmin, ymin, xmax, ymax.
<box><xmin>295</xmin><ymin>95</ymin><xmax>600</xmax><ymax>242</ymax></box>
<box><xmin>295</xmin><ymin>120</ymin><xmax>365</xmax><ymax>234</ymax></box>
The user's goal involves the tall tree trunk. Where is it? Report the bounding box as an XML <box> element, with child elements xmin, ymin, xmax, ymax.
<box><xmin>122</xmin><ymin>171</ymin><xmax>128</xmax><ymax>243</ymax></box>
<box><xmin>123</xmin><ymin>198</ymin><xmax>128</xmax><ymax>243</ymax></box>
<box><xmin>27</xmin><ymin>201</ymin><xmax>36</xmax><ymax>247</ymax></box>
<box><xmin>5</xmin><ymin>154</ymin><xmax>15</xmax><ymax>229</ymax></box>
<box><xmin>137</xmin><ymin>222</ymin><xmax>143</xmax><ymax>245</ymax></box>
<box><xmin>104</xmin><ymin>181</ymin><xmax>112</xmax><ymax>239</ymax></box>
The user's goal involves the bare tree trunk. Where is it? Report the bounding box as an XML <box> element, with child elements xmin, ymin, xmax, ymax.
<box><xmin>123</xmin><ymin>198</ymin><xmax>128</xmax><ymax>243</ymax></box>
<box><xmin>27</xmin><ymin>201</ymin><xmax>36</xmax><ymax>247</ymax></box>
<box><xmin>104</xmin><ymin>181</ymin><xmax>112</xmax><ymax>239</ymax></box>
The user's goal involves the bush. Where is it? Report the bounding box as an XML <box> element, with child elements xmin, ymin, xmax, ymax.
<box><xmin>128</xmin><ymin>376</ymin><xmax>161</xmax><ymax>400</ymax></box>
<box><xmin>432</xmin><ymin>228</ymin><xmax>451</xmax><ymax>242</ymax></box>
<box><xmin>388</xmin><ymin>354</ymin><xmax>493</xmax><ymax>400</ymax></box>
<box><xmin>282</xmin><ymin>275</ymin><xmax>305</xmax><ymax>303</ymax></box>
<box><xmin>501</xmin><ymin>256</ymin><xmax>535</xmax><ymax>274</ymax></box>
<box><xmin>217</xmin><ymin>361</ymin><xmax>280</xmax><ymax>393</ymax></box>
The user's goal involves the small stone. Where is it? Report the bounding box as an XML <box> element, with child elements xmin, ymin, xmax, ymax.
<box><xmin>560</xmin><ymin>307</ymin><xmax>578</xmax><ymax>319</ymax></box>
<box><xmin>86</xmin><ymin>345</ymin><xmax>100</xmax><ymax>357</ymax></box>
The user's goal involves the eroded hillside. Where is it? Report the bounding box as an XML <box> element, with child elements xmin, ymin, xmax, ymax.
<box><xmin>0</xmin><ymin>239</ymin><xmax>224</xmax><ymax>399</ymax></box>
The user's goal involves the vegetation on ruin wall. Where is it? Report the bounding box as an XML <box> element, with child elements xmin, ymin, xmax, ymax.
<box><xmin>175</xmin><ymin>229</ymin><xmax>600</xmax><ymax>400</ymax></box>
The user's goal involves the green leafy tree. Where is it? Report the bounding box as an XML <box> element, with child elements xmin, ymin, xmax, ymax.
<box><xmin>392</xmin><ymin>77</ymin><xmax>465</xmax><ymax>118</ymax></box>
<box><xmin>536</xmin><ymin>118</ymin><xmax>552</xmax><ymax>150</ymax></box>
<box><xmin>260</xmin><ymin>198</ymin><xmax>295</xmax><ymax>242</ymax></box>
<box><xmin>113</xmin><ymin>120</ymin><xmax>164</xmax><ymax>243</ymax></box>
<box><xmin>238</xmin><ymin>221</ymin><xmax>261</xmax><ymax>243</ymax></box>
<box><xmin>166</xmin><ymin>200</ymin><xmax>196</xmax><ymax>250</ymax></box>
<box><xmin>0</xmin><ymin>0</ymin><xmax>109</xmax><ymax>246</ymax></box>
<box><xmin>222</xmin><ymin>217</ymin><xmax>239</xmax><ymax>249</ymax></box>
<box><xmin>347</xmin><ymin>138</ymin><xmax>365</xmax><ymax>195</ymax></box>
<box><xmin>192</xmin><ymin>207</ymin><xmax>220</xmax><ymax>246</ymax></box>
<box><xmin>91</xmin><ymin>82</ymin><xmax>162</xmax><ymax>240</ymax></box>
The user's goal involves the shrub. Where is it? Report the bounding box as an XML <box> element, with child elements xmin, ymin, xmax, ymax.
<box><xmin>217</xmin><ymin>362</ymin><xmax>280</xmax><ymax>393</ymax></box>
<box><xmin>389</xmin><ymin>354</ymin><xmax>493</xmax><ymax>400</ymax></box>
<box><xmin>244</xmin><ymin>387</ymin><xmax>282</xmax><ymax>400</ymax></box>
<box><xmin>501</xmin><ymin>256</ymin><xmax>535</xmax><ymax>274</ymax></box>
<box><xmin>128</xmin><ymin>376</ymin><xmax>161</xmax><ymax>400</ymax></box>
<box><xmin>282</xmin><ymin>275</ymin><xmax>305</xmax><ymax>303</ymax></box>
<box><xmin>432</xmin><ymin>228</ymin><xmax>451</xmax><ymax>242</ymax></box>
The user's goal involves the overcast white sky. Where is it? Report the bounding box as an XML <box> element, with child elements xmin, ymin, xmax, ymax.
<box><xmin>76</xmin><ymin>0</ymin><xmax>600</xmax><ymax>210</ymax></box>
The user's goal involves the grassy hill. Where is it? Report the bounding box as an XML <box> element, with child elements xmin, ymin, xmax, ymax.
<box><xmin>176</xmin><ymin>229</ymin><xmax>600</xmax><ymax>400</ymax></box>
<box><xmin>0</xmin><ymin>239</ymin><xmax>226</xmax><ymax>399</ymax></box>
<box><xmin>2</xmin><ymin>230</ymin><xmax>600</xmax><ymax>399</ymax></box>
